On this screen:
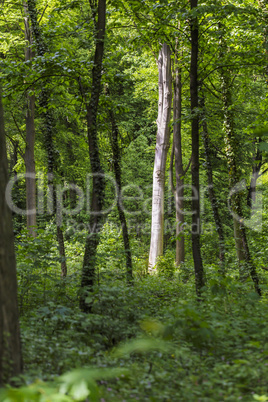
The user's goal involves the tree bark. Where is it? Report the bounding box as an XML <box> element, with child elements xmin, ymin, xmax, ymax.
<box><xmin>108</xmin><ymin>99</ymin><xmax>133</xmax><ymax>283</ymax></box>
<box><xmin>247</xmin><ymin>138</ymin><xmax>262</xmax><ymax>210</ymax></box>
<box><xmin>222</xmin><ymin>76</ymin><xmax>245</xmax><ymax>264</ymax></box>
<box><xmin>247</xmin><ymin>0</ymin><xmax>268</xmax><ymax>211</ymax></box>
<box><xmin>190</xmin><ymin>0</ymin><xmax>205</xmax><ymax>296</ymax></box>
<box><xmin>80</xmin><ymin>0</ymin><xmax>106</xmax><ymax>312</ymax></box>
<box><xmin>148</xmin><ymin>43</ymin><xmax>172</xmax><ymax>270</ymax></box>
<box><xmin>24</xmin><ymin>3</ymin><xmax>37</xmax><ymax>237</ymax></box>
<box><xmin>27</xmin><ymin>0</ymin><xmax>67</xmax><ymax>277</ymax></box>
<box><xmin>200</xmin><ymin>95</ymin><xmax>225</xmax><ymax>268</ymax></box>
<box><xmin>173</xmin><ymin>42</ymin><xmax>185</xmax><ymax>266</ymax></box>
<box><xmin>0</xmin><ymin>87</ymin><xmax>23</xmax><ymax>385</ymax></box>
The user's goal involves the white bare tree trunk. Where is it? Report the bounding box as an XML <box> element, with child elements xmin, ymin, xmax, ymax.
<box><xmin>148</xmin><ymin>43</ymin><xmax>172</xmax><ymax>270</ymax></box>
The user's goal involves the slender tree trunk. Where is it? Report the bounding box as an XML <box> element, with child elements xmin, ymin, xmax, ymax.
<box><xmin>9</xmin><ymin>140</ymin><xmax>24</xmax><ymax>232</ymax></box>
<box><xmin>24</xmin><ymin>94</ymin><xmax>36</xmax><ymax>236</ymax></box>
<box><xmin>248</xmin><ymin>1</ymin><xmax>267</xmax><ymax>211</ymax></box>
<box><xmin>24</xmin><ymin>3</ymin><xmax>36</xmax><ymax>237</ymax></box>
<box><xmin>108</xmin><ymin>101</ymin><xmax>133</xmax><ymax>282</ymax></box>
<box><xmin>148</xmin><ymin>43</ymin><xmax>172</xmax><ymax>270</ymax></box>
<box><xmin>220</xmin><ymin>31</ymin><xmax>261</xmax><ymax>295</ymax></box>
<box><xmin>54</xmin><ymin>172</ymin><xmax>67</xmax><ymax>277</ymax></box>
<box><xmin>80</xmin><ymin>0</ymin><xmax>106</xmax><ymax>312</ymax></box>
<box><xmin>190</xmin><ymin>0</ymin><xmax>205</xmax><ymax>296</ymax></box>
<box><xmin>244</xmin><ymin>0</ymin><xmax>268</xmax><ymax>219</ymax></box>
<box><xmin>247</xmin><ymin>173</ymin><xmax>258</xmax><ymax>209</ymax></box>
<box><xmin>173</xmin><ymin>43</ymin><xmax>185</xmax><ymax>266</ymax></box>
<box><xmin>9</xmin><ymin>139</ymin><xmax>19</xmax><ymax>177</ymax></box>
<box><xmin>63</xmin><ymin>119</ymin><xmax>80</xmax><ymax>209</ymax></box>
<box><xmin>247</xmin><ymin>139</ymin><xmax>262</xmax><ymax>210</ymax></box>
<box><xmin>200</xmin><ymin>95</ymin><xmax>225</xmax><ymax>268</ymax></box>
<box><xmin>0</xmin><ymin>87</ymin><xmax>23</xmax><ymax>385</ymax></box>
<box><xmin>27</xmin><ymin>0</ymin><xmax>67</xmax><ymax>277</ymax></box>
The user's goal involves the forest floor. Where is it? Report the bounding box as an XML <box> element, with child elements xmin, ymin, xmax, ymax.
<box><xmin>2</xmin><ymin>268</ymin><xmax>268</xmax><ymax>402</ymax></box>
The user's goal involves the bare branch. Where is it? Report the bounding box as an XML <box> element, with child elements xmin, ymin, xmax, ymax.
<box><xmin>38</xmin><ymin>4</ymin><xmax>48</xmax><ymax>24</ymax></box>
<box><xmin>183</xmin><ymin>154</ymin><xmax>192</xmax><ymax>175</ymax></box>
<box><xmin>5</xmin><ymin>132</ymin><xmax>25</xmax><ymax>160</ymax></box>
<box><xmin>11</xmin><ymin>112</ymin><xmax>26</xmax><ymax>141</ymax></box>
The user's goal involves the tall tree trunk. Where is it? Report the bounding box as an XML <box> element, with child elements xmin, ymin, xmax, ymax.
<box><xmin>220</xmin><ymin>29</ymin><xmax>261</xmax><ymax>295</ymax></box>
<box><xmin>148</xmin><ymin>43</ymin><xmax>172</xmax><ymax>270</ymax></box>
<box><xmin>200</xmin><ymin>95</ymin><xmax>225</xmax><ymax>268</ymax></box>
<box><xmin>63</xmin><ymin>118</ymin><xmax>80</xmax><ymax>209</ymax></box>
<box><xmin>24</xmin><ymin>3</ymin><xmax>36</xmax><ymax>237</ymax></box>
<box><xmin>246</xmin><ymin>0</ymin><xmax>268</xmax><ymax>211</ymax></box>
<box><xmin>27</xmin><ymin>0</ymin><xmax>67</xmax><ymax>277</ymax></box>
<box><xmin>0</xmin><ymin>87</ymin><xmax>23</xmax><ymax>385</ymax></box>
<box><xmin>247</xmin><ymin>138</ymin><xmax>262</xmax><ymax>210</ymax></box>
<box><xmin>80</xmin><ymin>0</ymin><xmax>106</xmax><ymax>312</ymax></box>
<box><xmin>9</xmin><ymin>140</ymin><xmax>24</xmax><ymax>233</ymax></box>
<box><xmin>173</xmin><ymin>41</ymin><xmax>185</xmax><ymax>266</ymax></box>
<box><xmin>190</xmin><ymin>0</ymin><xmax>205</xmax><ymax>296</ymax></box>
<box><xmin>108</xmin><ymin>99</ymin><xmax>133</xmax><ymax>282</ymax></box>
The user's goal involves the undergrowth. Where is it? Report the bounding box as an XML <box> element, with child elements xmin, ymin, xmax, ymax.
<box><xmin>1</xmin><ymin>232</ymin><xmax>268</xmax><ymax>401</ymax></box>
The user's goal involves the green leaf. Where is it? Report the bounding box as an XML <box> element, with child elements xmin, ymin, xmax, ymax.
<box><xmin>115</xmin><ymin>338</ymin><xmax>172</xmax><ymax>357</ymax></box>
<box><xmin>69</xmin><ymin>379</ymin><xmax>90</xmax><ymax>401</ymax></box>
<box><xmin>258</xmin><ymin>142</ymin><xmax>268</xmax><ymax>152</ymax></box>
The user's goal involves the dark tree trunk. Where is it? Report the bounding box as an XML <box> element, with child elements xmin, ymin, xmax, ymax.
<box><xmin>108</xmin><ymin>99</ymin><xmax>133</xmax><ymax>282</ymax></box>
<box><xmin>63</xmin><ymin>119</ymin><xmax>80</xmax><ymax>209</ymax></box>
<box><xmin>24</xmin><ymin>93</ymin><xmax>36</xmax><ymax>237</ymax></box>
<box><xmin>0</xmin><ymin>87</ymin><xmax>23</xmax><ymax>385</ymax></box>
<box><xmin>9</xmin><ymin>139</ymin><xmax>19</xmax><ymax>177</ymax></box>
<box><xmin>247</xmin><ymin>138</ymin><xmax>262</xmax><ymax>210</ymax></box>
<box><xmin>9</xmin><ymin>140</ymin><xmax>24</xmax><ymax>232</ymax></box>
<box><xmin>24</xmin><ymin>3</ymin><xmax>37</xmax><ymax>237</ymax></box>
<box><xmin>173</xmin><ymin>44</ymin><xmax>185</xmax><ymax>266</ymax></box>
<box><xmin>27</xmin><ymin>0</ymin><xmax>67</xmax><ymax>277</ymax></box>
<box><xmin>190</xmin><ymin>0</ymin><xmax>205</xmax><ymax>296</ymax></box>
<box><xmin>200</xmin><ymin>95</ymin><xmax>225</xmax><ymax>268</ymax></box>
<box><xmin>80</xmin><ymin>0</ymin><xmax>106</xmax><ymax>312</ymax></box>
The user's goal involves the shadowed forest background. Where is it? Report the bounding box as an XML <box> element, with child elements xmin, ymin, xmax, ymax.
<box><xmin>1</xmin><ymin>0</ymin><xmax>268</xmax><ymax>400</ymax></box>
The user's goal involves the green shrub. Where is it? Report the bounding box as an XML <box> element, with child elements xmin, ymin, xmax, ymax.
<box><xmin>156</xmin><ymin>250</ymin><xmax>175</xmax><ymax>279</ymax></box>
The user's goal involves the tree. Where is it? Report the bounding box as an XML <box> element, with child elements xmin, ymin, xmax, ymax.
<box><xmin>0</xmin><ymin>87</ymin><xmax>23</xmax><ymax>385</ymax></box>
<box><xmin>171</xmin><ymin>33</ymin><xmax>192</xmax><ymax>267</ymax></box>
<box><xmin>24</xmin><ymin>2</ymin><xmax>37</xmax><ymax>237</ymax></box>
<box><xmin>219</xmin><ymin>24</ymin><xmax>261</xmax><ymax>295</ymax></box>
<box><xmin>190</xmin><ymin>0</ymin><xmax>205</xmax><ymax>296</ymax></box>
<box><xmin>80</xmin><ymin>0</ymin><xmax>107</xmax><ymax>312</ymax></box>
<box><xmin>245</xmin><ymin>0</ymin><xmax>268</xmax><ymax>209</ymax></box>
<box><xmin>148</xmin><ymin>43</ymin><xmax>172</xmax><ymax>270</ymax></box>
<box><xmin>107</xmin><ymin>89</ymin><xmax>133</xmax><ymax>283</ymax></box>
<box><xmin>27</xmin><ymin>0</ymin><xmax>67</xmax><ymax>277</ymax></box>
<box><xmin>200</xmin><ymin>94</ymin><xmax>225</xmax><ymax>268</ymax></box>
<box><xmin>247</xmin><ymin>138</ymin><xmax>263</xmax><ymax>210</ymax></box>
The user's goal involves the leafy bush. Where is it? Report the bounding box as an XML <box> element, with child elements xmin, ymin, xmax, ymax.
<box><xmin>0</xmin><ymin>367</ymin><xmax>127</xmax><ymax>402</ymax></box>
<box><xmin>156</xmin><ymin>250</ymin><xmax>176</xmax><ymax>279</ymax></box>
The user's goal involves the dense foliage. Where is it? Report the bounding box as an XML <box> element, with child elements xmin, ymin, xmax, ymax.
<box><xmin>0</xmin><ymin>0</ymin><xmax>268</xmax><ymax>400</ymax></box>
<box><xmin>2</xmin><ymin>253</ymin><xmax>268</xmax><ymax>400</ymax></box>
